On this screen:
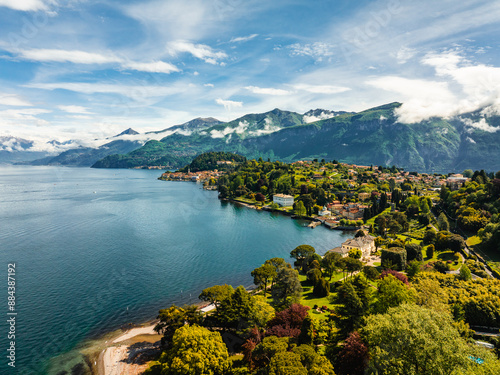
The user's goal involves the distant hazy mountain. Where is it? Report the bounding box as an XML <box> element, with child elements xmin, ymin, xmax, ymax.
<box><xmin>0</xmin><ymin>136</ymin><xmax>52</xmax><ymax>164</ymax></box>
<box><xmin>92</xmin><ymin>103</ymin><xmax>500</xmax><ymax>173</ymax></box>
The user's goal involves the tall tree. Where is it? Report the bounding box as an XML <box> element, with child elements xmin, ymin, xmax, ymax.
<box><xmin>271</xmin><ymin>267</ymin><xmax>303</xmax><ymax>308</ymax></box>
<box><xmin>252</xmin><ymin>263</ymin><xmax>277</xmax><ymax>297</ymax></box>
<box><xmin>161</xmin><ymin>325</ymin><xmax>231</xmax><ymax>375</ymax></box>
<box><xmin>363</xmin><ymin>304</ymin><xmax>500</xmax><ymax>375</ymax></box>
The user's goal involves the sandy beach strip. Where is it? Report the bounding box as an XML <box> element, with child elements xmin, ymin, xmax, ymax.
<box><xmin>97</xmin><ymin>323</ymin><xmax>160</xmax><ymax>375</ymax></box>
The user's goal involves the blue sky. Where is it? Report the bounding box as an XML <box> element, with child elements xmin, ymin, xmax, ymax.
<box><xmin>1</xmin><ymin>0</ymin><xmax>500</xmax><ymax>148</ymax></box>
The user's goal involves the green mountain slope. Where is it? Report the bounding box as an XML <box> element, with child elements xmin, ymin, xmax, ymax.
<box><xmin>92</xmin><ymin>103</ymin><xmax>500</xmax><ymax>173</ymax></box>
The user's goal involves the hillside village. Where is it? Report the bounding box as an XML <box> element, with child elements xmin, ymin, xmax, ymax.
<box><xmin>147</xmin><ymin>153</ymin><xmax>500</xmax><ymax>375</ymax></box>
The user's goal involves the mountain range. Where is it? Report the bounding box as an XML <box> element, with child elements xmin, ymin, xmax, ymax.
<box><xmin>92</xmin><ymin>103</ymin><xmax>500</xmax><ymax>173</ymax></box>
<box><xmin>3</xmin><ymin>102</ymin><xmax>500</xmax><ymax>173</ymax></box>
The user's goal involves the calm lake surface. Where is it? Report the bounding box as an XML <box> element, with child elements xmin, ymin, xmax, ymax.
<box><xmin>0</xmin><ymin>166</ymin><xmax>351</xmax><ymax>374</ymax></box>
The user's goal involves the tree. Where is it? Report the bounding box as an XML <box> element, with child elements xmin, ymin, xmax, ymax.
<box><xmin>313</xmin><ymin>277</ymin><xmax>330</xmax><ymax>298</ymax></box>
<box><xmin>371</xmin><ymin>274</ymin><xmax>416</xmax><ymax>314</ymax></box>
<box><xmin>266</xmin><ymin>303</ymin><xmax>309</xmax><ymax>338</ymax></box>
<box><xmin>267</xmin><ymin>351</ymin><xmax>308</xmax><ymax>375</ymax></box>
<box><xmin>438</xmin><ymin>212</ymin><xmax>450</xmax><ymax>231</ymax></box>
<box><xmin>252</xmin><ymin>264</ymin><xmax>277</xmax><ymax>297</ymax></box>
<box><xmin>160</xmin><ymin>325</ymin><xmax>230</xmax><ymax>375</ymax></box>
<box><xmin>344</xmin><ymin>257</ymin><xmax>363</xmax><ymax>277</ymax></box>
<box><xmin>381</xmin><ymin>247</ymin><xmax>407</xmax><ymax>271</ymax></box>
<box><xmin>154</xmin><ymin>304</ymin><xmax>202</xmax><ymax>344</ymax></box>
<box><xmin>363</xmin><ymin>304</ymin><xmax>500</xmax><ymax>375</ymax></box>
<box><xmin>458</xmin><ymin>264</ymin><xmax>472</xmax><ymax>281</ymax></box>
<box><xmin>405</xmin><ymin>243</ymin><xmax>422</xmax><ymax>262</ymax></box>
<box><xmin>331</xmin><ymin>275</ymin><xmax>372</xmax><ymax>335</ymax></box>
<box><xmin>292</xmin><ymin>345</ymin><xmax>336</xmax><ymax>374</ymax></box>
<box><xmin>307</xmin><ymin>268</ymin><xmax>323</xmax><ymax>286</ymax></box>
<box><xmin>271</xmin><ymin>267</ymin><xmax>303</xmax><ymax>308</ymax></box>
<box><xmin>426</xmin><ymin>244</ymin><xmax>435</xmax><ymax>259</ymax></box>
<box><xmin>423</xmin><ymin>227</ymin><xmax>437</xmax><ymax>244</ymax></box>
<box><xmin>336</xmin><ymin>331</ymin><xmax>368</xmax><ymax>375</ymax></box>
<box><xmin>198</xmin><ymin>284</ymin><xmax>234</xmax><ymax>314</ymax></box>
<box><xmin>322</xmin><ymin>251</ymin><xmax>341</xmax><ymax>280</ymax></box>
<box><xmin>290</xmin><ymin>245</ymin><xmax>316</xmax><ymax>265</ymax></box>
<box><xmin>295</xmin><ymin>201</ymin><xmax>306</xmax><ymax>217</ymax></box>
<box><xmin>348</xmin><ymin>248</ymin><xmax>362</xmax><ymax>259</ymax></box>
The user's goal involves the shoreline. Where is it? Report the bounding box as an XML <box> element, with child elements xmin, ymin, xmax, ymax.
<box><xmin>93</xmin><ymin>321</ymin><xmax>161</xmax><ymax>375</ymax></box>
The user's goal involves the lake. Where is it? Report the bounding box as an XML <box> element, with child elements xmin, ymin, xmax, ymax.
<box><xmin>0</xmin><ymin>166</ymin><xmax>351</xmax><ymax>374</ymax></box>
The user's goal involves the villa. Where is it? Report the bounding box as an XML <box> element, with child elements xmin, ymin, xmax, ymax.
<box><xmin>273</xmin><ymin>194</ymin><xmax>294</xmax><ymax>207</ymax></box>
<box><xmin>328</xmin><ymin>235</ymin><xmax>375</xmax><ymax>258</ymax></box>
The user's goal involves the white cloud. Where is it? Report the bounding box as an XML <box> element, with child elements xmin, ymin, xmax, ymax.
<box><xmin>0</xmin><ymin>0</ymin><xmax>53</xmax><ymax>11</ymax></box>
<box><xmin>245</xmin><ymin>86</ymin><xmax>291</xmax><ymax>96</ymax></box>
<box><xmin>18</xmin><ymin>49</ymin><xmax>119</xmax><ymax>64</ymax></box>
<box><xmin>121</xmin><ymin>61</ymin><xmax>179</xmax><ymax>74</ymax></box>
<box><xmin>396</xmin><ymin>47</ymin><xmax>416</xmax><ymax>64</ymax></box>
<box><xmin>288</xmin><ymin>42</ymin><xmax>334</xmax><ymax>61</ymax></box>
<box><xmin>293</xmin><ymin>84</ymin><xmax>351</xmax><ymax>95</ymax></box>
<box><xmin>462</xmin><ymin>118</ymin><xmax>500</xmax><ymax>133</ymax></box>
<box><xmin>167</xmin><ymin>41</ymin><xmax>227</xmax><ymax>65</ymax></box>
<box><xmin>303</xmin><ymin>112</ymin><xmax>337</xmax><ymax>123</ymax></box>
<box><xmin>215</xmin><ymin>98</ymin><xmax>243</xmax><ymax>111</ymax></box>
<box><xmin>367</xmin><ymin>76</ymin><xmax>458</xmax><ymax>123</ymax></box>
<box><xmin>204</xmin><ymin>83</ymin><xmax>214</xmax><ymax>88</ymax></box>
<box><xmin>466</xmin><ymin>136</ymin><xmax>476</xmax><ymax>144</ymax></box>
<box><xmin>14</xmin><ymin>48</ymin><xmax>179</xmax><ymax>74</ymax></box>
<box><xmin>25</xmin><ymin>82</ymin><xmax>192</xmax><ymax>100</ymax></box>
<box><xmin>368</xmin><ymin>51</ymin><xmax>500</xmax><ymax>123</ymax></box>
<box><xmin>210</xmin><ymin>120</ymin><xmax>248</xmax><ymax>139</ymax></box>
<box><xmin>230</xmin><ymin>34</ymin><xmax>258</xmax><ymax>43</ymax></box>
<box><xmin>57</xmin><ymin>105</ymin><xmax>92</xmax><ymax>114</ymax></box>
<box><xmin>0</xmin><ymin>93</ymin><xmax>33</xmax><ymax>107</ymax></box>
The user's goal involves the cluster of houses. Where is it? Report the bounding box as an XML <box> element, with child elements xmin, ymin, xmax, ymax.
<box><xmin>160</xmin><ymin>170</ymin><xmax>222</xmax><ymax>183</ymax></box>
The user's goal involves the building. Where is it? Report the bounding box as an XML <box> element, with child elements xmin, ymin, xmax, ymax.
<box><xmin>328</xmin><ymin>235</ymin><xmax>375</xmax><ymax>258</ymax></box>
<box><xmin>273</xmin><ymin>194</ymin><xmax>294</xmax><ymax>207</ymax></box>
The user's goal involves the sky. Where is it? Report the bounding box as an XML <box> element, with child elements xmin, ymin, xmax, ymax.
<box><xmin>1</xmin><ymin>0</ymin><xmax>500</xmax><ymax>149</ymax></box>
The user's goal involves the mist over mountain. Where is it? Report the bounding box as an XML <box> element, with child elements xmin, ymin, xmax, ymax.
<box><xmin>92</xmin><ymin>103</ymin><xmax>500</xmax><ymax>173</ymax></box>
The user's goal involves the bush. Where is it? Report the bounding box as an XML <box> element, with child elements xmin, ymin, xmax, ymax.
<box><xmin>426</xmin><ymin>244</ymin><xmax>435</xmax><ymax>259</ymax></box>
<box><xmin>434</xmin><ymin>260</ymin><xmax>450</xmax><ymax>274</ymax></box>
<box><xmin>379</xmin><ymin>269</ymin><xmax>409</xmax><ymax>285</ymax></box>
<box><xmin>362</xmin><ymin>266</ymin><xmax>380</xmax><ymax>281</ymax></box>
<box><xmin>405</xmin><ymin>243</ymin><xmax>423</xmax><ymax>262</ymax></box>
<box><xmin>381</xmin><ymin>247</ymin><xmax>407</xmax><ymax>271</ymax></box>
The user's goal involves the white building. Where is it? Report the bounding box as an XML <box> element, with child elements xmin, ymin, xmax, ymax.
<box><xmin>273</xmin><ymin>194</ymin><xmax>294</xmax><ymax>207</ymax></box>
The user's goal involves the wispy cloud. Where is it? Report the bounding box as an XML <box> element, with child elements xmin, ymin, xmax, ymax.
<box><xmin>167</xmin><ymin>41</ymin><xmax>227</xmax><ymax>65</ymax></box>
<box><xmin>0</xmin><ymin>93</ymin><xmax>33</xmax><ymax>106</ymax></box>
<box><xmin>13</xmin><ymin>48</ymin><xmax>179</xmax><ymax>73</ymax></box>
<box><xmin>230</xmin><ymin>34</ymin><xmax>258</xmax><ymax>43</ymax></box>
<box><xmin>288</xmin><ymin>42</ymin><xmax>334</xmax><ymax>61</ymax></box>
<box><xmin>121</xmin><ymin>61</ymin><xmax>179</xmax><ymax>74</ymax></box>
<box><xmin>0</xmin><ymin>0</ymin><xmax>54</xmax><ymax>12</ymax></box>
<box><xmin>18</xmin><ymin>49</ymin><xmax>119</xmax><ymax>64</ymax></box>
<box><xmin>293</xmin><ymin>84</ymin><xmax>350</xmax><ymax>95</ymax></box>
<box><xmin>215</xmin><ymin>98</ymin><xmax>242</xmax><ymax>111</ymax></box>
<box><xmin>57</xmin><ymin>105</ymin><xmax>92</xmax><ymax>114</ymax></box>
<box><xmin>245</xmin><ymin>86</ymin><xmax>291</xmax><ymax>96</ymax></box>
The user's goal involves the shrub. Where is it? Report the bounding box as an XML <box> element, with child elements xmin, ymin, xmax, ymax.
<box><xmin>405</xmin><ymin>243</ymin><xmax>423</xmax><ymax>262</ymax></box>
<box><xmin>379</xmin><ymin>269</ymin><xmax>409</xmax><ymax>285</ymax></box>
<box><xmin>381</xmin><ymin>247</ymin><xmax>407</xmax><ymax>271</ymax></box>
<box><xmin>434</xmin><ymin>260</ymin><xmax>450</xmax><ymax>274</ymax></box>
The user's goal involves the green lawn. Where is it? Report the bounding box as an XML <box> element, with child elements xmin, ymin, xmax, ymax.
<box><xmin>466</xmin><ymin>236</ymin><xmax>481</xmax><ymax>247</ymax></box>
<box><xmin>422</xmin><ymin>246</ymin><xmax>463</xmax><ymax>271</ymax></box>
<box><xmin>298</xmin><ymin>273</ymin><xmax>340</xmax><ymax>320</ymax></box>
<box><xmin>366</xmin><ymin>208</ymin><xmax>391</xmax><ymax>226</ymax></box>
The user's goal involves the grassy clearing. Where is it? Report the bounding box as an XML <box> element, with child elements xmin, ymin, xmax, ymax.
<box><xmin>365</xmin><ymin>208</ymin><xmax>391</xmax><ymax>226</ymax></box>
<box><xmin>466</xmin><ymin>235</ymin><xmax>481</xmax><ymax>247</ymax></box>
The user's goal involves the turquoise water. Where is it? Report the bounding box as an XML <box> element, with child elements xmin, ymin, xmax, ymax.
<box><xmin>0</xmin><ymin>166</ymin><xmax>351</xmax><ymax>374</ymax></box>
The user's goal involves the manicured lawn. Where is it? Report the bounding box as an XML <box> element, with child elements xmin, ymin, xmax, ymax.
<box><xmin>365</xmin><ymin>208</ymin><xmax>391</xmax><ymax>226</ymax></box>
<box><xmin>422</xmin><ymin>246</ymin><xmax>462</xmax><ymax>271</ymax></box>
<box><xmin>298</xmin><ymin>273</ymin><xmax>340</xmax><ymax>320</ymax></box>
<box><xmin>466</xmin><ymin>236</ymin><xmax>481</xmax><ymax>247</ymax></box>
